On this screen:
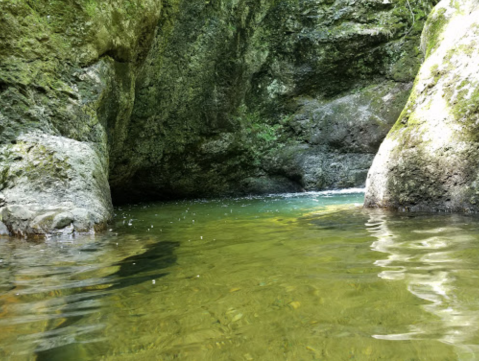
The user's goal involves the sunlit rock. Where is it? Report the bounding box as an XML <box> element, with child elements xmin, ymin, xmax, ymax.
<box><xmin>365</xmin><ymin>0</ymin><xmax>479</xmax><ymax>212</ymax></box>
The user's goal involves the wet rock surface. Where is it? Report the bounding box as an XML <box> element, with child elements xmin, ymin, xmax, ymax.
<box><xmin>0</xmin><ymin>0</ymin><xmax>437</xmax><ymax>235</ymax></box>
<box><xmin>0</xmin><ymin>0</ymin><xmax>161</xmax><ymax>236</ymax></box>
<box><xmin>110</xmin><ymin>0</ymin><xmax>434</xmax><ymax>202</ymax></box>
<box><xmin>365</xmin><ymin>0</ymin><xmax>479</xmax><ymax>212</ymax></box>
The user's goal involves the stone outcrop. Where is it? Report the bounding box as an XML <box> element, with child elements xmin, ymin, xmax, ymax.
<box><xmin>0</xmin><ymin>0</ymin><xmax>436</xmax><ymax>236</ymax></box>
<box><xmin>110</xmin><ymin>0</ymin><xmax>434</xmax><ymax>202</ymax></box>
<box><xmin>0</xmin><ymin>0</ymin><xmax>162</xmax><ymax>236</ymax></box>
<box><xmin>365</xmin><ymin>0</ymin><xmax>479</xmax><ymax>212</ymax></box>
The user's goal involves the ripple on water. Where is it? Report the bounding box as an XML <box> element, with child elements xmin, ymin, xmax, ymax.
<box><xmin>1</xmin><ymin>192</ymin><xmax>479</xmax><ymax>360</ymax></box>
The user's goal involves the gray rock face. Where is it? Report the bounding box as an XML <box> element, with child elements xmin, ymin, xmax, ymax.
<box><xmin>0</xmin><ymin>0</ymin><xmax>436</xmax><ymax>236</ymax></box>
<box><xmin>110</xmin><ymin>0</ymin><xmax>434</xmax><ymax>202</ymax></box>
<box><xmin>0</xmin><ymin>133</ymin><xmax>111</xmax><ymax>237</ymax></box>
<box><xmin>365</xmin><ymin>0</ymin><xmax>479</xmax><ymax>212</ymax></box>
<box><xmin>0</xmin><ymin>1</ymin><xmax>161</xmax><ymax>236</ymax></box>
<box><xmin>267</xmin><ymin>82</ymin><xmax>413</xmax><ymax>191</ymax></box>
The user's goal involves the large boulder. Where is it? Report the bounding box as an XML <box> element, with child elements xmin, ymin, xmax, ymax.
<box><xmin>365</xmin><ymin>0</ymin><xmax>479</xmax><ymax>212</ymax></box>
<box><xmin>0</xmin><ymin>0</ymin><xmax>161</xmax><ymax>236</ymax></box>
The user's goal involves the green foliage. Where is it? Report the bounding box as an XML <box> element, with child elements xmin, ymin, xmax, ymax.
<box><xmin>234</xmin><ymin>106</ymin><xmax>291</xmax><ymax>166</ymax></box>
<box><xmin>387</xmin><ymin>0</ymin><xmax>436</xmax><ymax>37</ymax></box>
<box><xmin>84</xmin><ymin>0</ymin><xmax>97</xmax><ymax>18</ymax></box>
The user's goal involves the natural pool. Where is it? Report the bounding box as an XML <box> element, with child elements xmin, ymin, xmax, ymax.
<box><xmin>1</xmin><ymin>190</ymin><xmax>479</xmax><ymax>361</ymax></box>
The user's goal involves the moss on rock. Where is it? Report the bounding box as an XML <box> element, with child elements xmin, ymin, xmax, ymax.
<box><xmin>365</xmin><ymin>0</ymin><xmax>479</xmax><ymax>212</ymax></box>
<box><xmin>0</xmin><ymin>0</ymin><xmax>437</xmax><ymax>235</ymax></box>
<box><xmin>0</xmin><ymin>0</ymin><xmax>161</xmax><ymax>236</ymax></box>
<box><xmin>109</xmin><ymin>0</ymin><xmax>435</xmax><ymax>203</ymax></box>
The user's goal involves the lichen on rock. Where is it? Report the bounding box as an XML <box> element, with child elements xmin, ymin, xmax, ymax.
<box><xmin>0</xmin><ymin>0</ymin><xmax>161</xmax><ymax>236</ymax></box>
<box><xmin>0</xmin><ymin>133</ymin><xmax>112</xmax><ymax>237</ymax></box>
<box><xmin>109</xmin><ymin>0</ymin><xmax>435</xmax><ymax>203</ymax></box>
<box><xmin>365</xmin><ymin>0</ymin><xmax>479</xmax><ymax>212</ymax></box>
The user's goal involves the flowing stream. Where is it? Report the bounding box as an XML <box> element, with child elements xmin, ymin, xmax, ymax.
<box><xmin>1</xmin><ymin>190</ymin><xmax>479</xmax><ymax>360</ymax></box>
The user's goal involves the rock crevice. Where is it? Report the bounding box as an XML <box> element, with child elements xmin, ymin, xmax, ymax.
<box><xmin>0</xmin><ymin>0</ymin><xmax>437</xmax><ymax>236</ymax></box>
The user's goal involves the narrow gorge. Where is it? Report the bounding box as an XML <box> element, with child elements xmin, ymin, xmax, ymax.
<box><xmin>5</xmin><ymin>2</ymin><xmax>479</xmax><ymax>360</ymax></box>
<box><xmin>3</xmin><ymin>0</ymin><xmax>477</xmax><ymax>237</ymax></box>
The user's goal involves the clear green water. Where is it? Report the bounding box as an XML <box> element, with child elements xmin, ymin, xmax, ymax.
<box><xmin>2</xmin><ymin>190</ymin><xmax>479</xmax><ymax>360</ymax></box>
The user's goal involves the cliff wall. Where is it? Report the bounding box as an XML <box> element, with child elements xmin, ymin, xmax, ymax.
<box><xmin>0</xmin><ymin>0</ymin><xmax>435</xmax><ymax>236</ymax></box>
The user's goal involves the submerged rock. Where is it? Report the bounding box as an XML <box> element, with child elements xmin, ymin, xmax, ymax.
<box><xmin>365</xmin><ymin>0</ymin><xmax>479</xmax><ymax>212</ymax></box>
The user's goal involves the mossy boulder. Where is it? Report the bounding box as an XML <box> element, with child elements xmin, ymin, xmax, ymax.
<box><xmin>365</xmin><ymin>0</ymin><xmax>479</xmax><ymax>212</ymax></box>
<box><xmin>0</xmin><ymin>0</ymin><xmax>161</xmax><ymax>236</ymax></box>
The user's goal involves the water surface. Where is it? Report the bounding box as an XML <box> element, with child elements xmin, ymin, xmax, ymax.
<box><xmin>1</xmin><ymin>190</ymin><xmax>479</xmax><ymax>360</ymax></box>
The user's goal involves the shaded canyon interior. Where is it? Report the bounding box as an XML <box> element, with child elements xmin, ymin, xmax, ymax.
<box><xmin>2</xmin><ymin>0</ymin><xmax>479</xmax><ymax>236</ymax></box>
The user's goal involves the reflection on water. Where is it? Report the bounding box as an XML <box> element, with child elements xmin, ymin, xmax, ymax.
<box><xmin>0</xmin><ymin>235</ymin><xmax>176</xmax><ymax>360</ymax></box>
<box><xmin>1</xmin><ymin>191</ymin><xmax>479</xmax><ymax>360</ymax></box>
<box><xmin>369</xmin><ymin>211</ymin><xmax>479</xmax><ymax>360</ymax></box>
